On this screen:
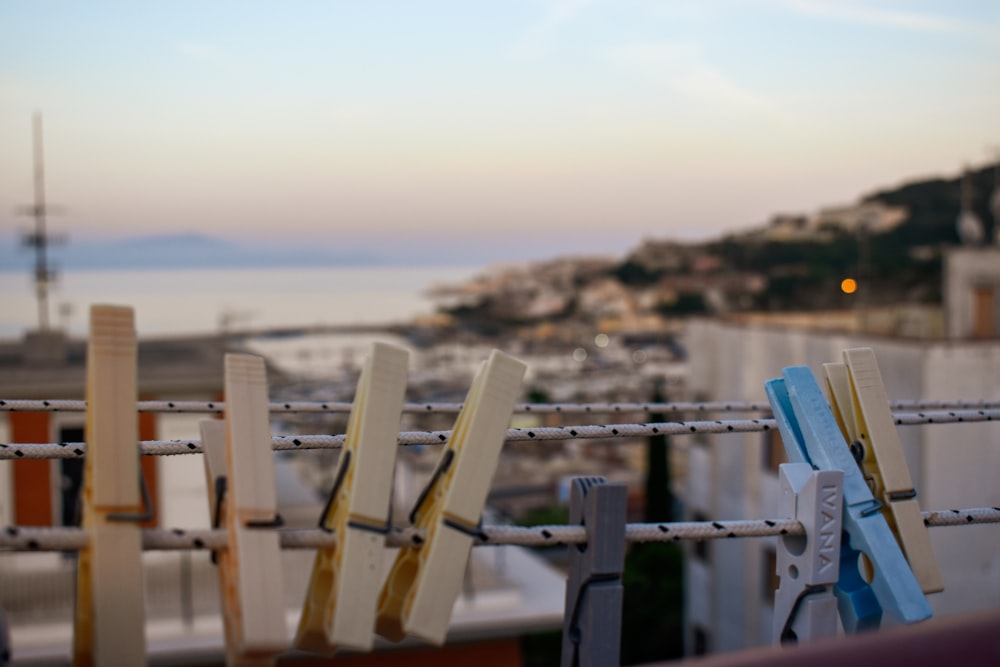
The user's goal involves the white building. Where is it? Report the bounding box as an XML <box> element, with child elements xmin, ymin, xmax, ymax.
<box><xmin>810</xmin><ymin>201</ymin><xmax>908</xmax><ymax>236</ymax></box>
<box><xmin>680</xmin><ymin>247</ymin><xmax>1000</xmax><ymax>655</ymax></box>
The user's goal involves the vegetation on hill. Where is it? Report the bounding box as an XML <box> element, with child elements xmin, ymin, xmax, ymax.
<box><xmin>613</xmin><ymin>165</ymin><xmax>997</xmax><ymax>312</ymax></box>
<box><xmin>864</xmin><ymin>166</ymin><xmax>996</xmax><ymax>247</ymax></box>
<box><xmin>436</xmin><ymin>165</ymin><xmax>998</xmax><ymax>328</ymax></box>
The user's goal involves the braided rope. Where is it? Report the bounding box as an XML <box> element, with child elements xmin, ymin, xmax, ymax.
<box><xmin>2</xmin><ymin>507</ymin><xmax>997</xmax><ymax>552</ymax></box>
<box><xmin>2</xmin><ymin>409</ymin><xmax>997</xmax><ymax>460</ymax></box>
<box><xmin>922</xmin><ymin>506</ymin><xmax>1000</xmax><ymax>527</ymax></box>
<box><xmin>2</xmin><ymin>398</ymin><xmax>998</xmax><ymax>415</ymax></box>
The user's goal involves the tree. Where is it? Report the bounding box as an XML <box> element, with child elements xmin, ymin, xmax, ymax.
<box><xmin>620</xmin><ymin>381</ymin><xmax>684</xmax><ymax>664</ymax></box>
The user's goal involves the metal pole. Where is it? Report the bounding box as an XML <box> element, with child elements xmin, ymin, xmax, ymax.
<box><xmin>33</xmin><ymin>113</ymin><xmax>51</xmax><ymax>330</ymax></box>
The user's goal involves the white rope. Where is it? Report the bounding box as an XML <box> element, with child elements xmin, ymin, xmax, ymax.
<box><xmin>922</xmin><ymin>506</ymin><xmax>1000</xmax><ymax>527</ymax></box>
<box><xmin>3</xmin><ymin>398</ymin><xmax>998</xmax><ymax>415</ymax></box>
<box><xmin>2</xmin><ymin>409</ymin><xmax>997</xmax><ymax>460</ymax></box>
<box><xmin>3</xmin><ymin>507</ymin><xmax>997</xmax><ymax>552</ymax></box>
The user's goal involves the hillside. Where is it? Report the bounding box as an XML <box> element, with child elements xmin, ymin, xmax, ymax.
<box><xmin>621</xmin><ymin>165</ymin><xmax>998</xmax><ymax>312</ymax></box>
<box><xmin>436</xmin><ymin>165</ymin><xmax>999</xmax><ymax>327</ymax></box>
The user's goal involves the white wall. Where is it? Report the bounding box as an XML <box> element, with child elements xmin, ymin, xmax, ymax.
<box><xmin>682</xmin><ymin>319</ymin><xmax>1000</xmax><ymax>654</ymax></box>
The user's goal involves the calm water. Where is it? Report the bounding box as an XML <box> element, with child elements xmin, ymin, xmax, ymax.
<box><xmin>0</xmin><ymin>265</ymin><xmax>482</xmax><ymax>338</ymax></box>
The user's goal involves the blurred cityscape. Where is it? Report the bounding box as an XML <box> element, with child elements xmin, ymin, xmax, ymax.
<box><xmin>1</xmin><ymin>155</ymin><xmax>999</xmax><ymax>665</ymax></box>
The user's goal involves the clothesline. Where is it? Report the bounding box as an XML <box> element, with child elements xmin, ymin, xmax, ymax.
<box><xmin>2</xmin><ymin>408</ymin><xmax>997</xmax><ymax>460</ymax></box>
<box><xmin>3</xmin><ymin>507</ymin><xmax>998</xmax><ymax>553</ymax></box>
<box><xmin>2</xmin><ymin>398</ymin><xmax>999</xmax><ymax>415</ymax></box>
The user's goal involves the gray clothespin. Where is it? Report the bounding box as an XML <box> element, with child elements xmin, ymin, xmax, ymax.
<box><xmin>773</xmin><ymin>462</ymin><xmax>843</xmax><ymax>645</ymax></box>
<box><xmin>0</xmin><ymin>607</ymin><xmax>10</xmax><ymax>666</ymax></box>
<box><xmin>562</xmin><ymin>476</ymin><xmax>627</xmax><ymax>667</ymax></box>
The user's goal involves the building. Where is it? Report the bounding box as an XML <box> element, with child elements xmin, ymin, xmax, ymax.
<box><xmin>944</xmin><ymin>247</ymin><xmax>1000</xmax><ymax>339</ymax></box>
<box><xmin>0</xmin><ymin>330</ymin><xmax>234</xmax><ymax>530</ymax></box>
<box><xmin>810</xmin><ymin>201</ymin><xmax>907</xmax><ymax>236</ymax></box>
<box><xmin>757</xmin><ymin>202</ymin><xmax>908</xmax><ymax>242</ymax></box>
<box><xmin>680</xmin><ymin>246</ymin><xmax>1000</xmax><ymax>655</ymax></box>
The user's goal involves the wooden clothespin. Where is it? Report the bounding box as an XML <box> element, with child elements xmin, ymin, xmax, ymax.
<box><xmin>295</xmin><ymin>343</ymin><xmax>410</xmax><ymax>655</ymax></box>
<box><xmin>199</xmin><ymin>420</ymin><xmax>227</xmax><ymax>563</ymax></box>
<box><xmin>766</xmin><ymin>366</ymin><xmax>931</xmax><ymax>631</ymax></box>
<box><xmin>74</xmin><ymin>305</ymin><xmax>147</xmax><ymax>666</ymax></box>
<box><xmin>375</xmin><ymin>349</ymin><xmax>526</xmax><ymax>645</ymax></box>
<box><xmin>824</xmin><ymin>348</ymin><xmax>943</xmax><ymax>594</ymax></box>
<box><xmin>772</xmin><ymin>462</ymin><xmax>842</xmax><ymax>645</ymax></box>
<box><xmin>561</xmin><ymin>477</ymin><xmax>626</xmax><ymax>667</ymax></box>
<box><xmin>207</xmin><ymin>354</ymin><xmax>288</xmax><ymax>666</ymax></box>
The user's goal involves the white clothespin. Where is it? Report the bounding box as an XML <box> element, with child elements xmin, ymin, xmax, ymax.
<box><xmin>207</xmin><ymin>354</ymin><xmax>288</xmax><ymax>666</ymax></box>
<box><xmin>375</xmin><ymin>350</ymin><xmax>526</xmax><ymax>645</ymax></box>
<box><xmin>295</xmin><ymin>343</ymin><xmax>410</xmax><ymax>655</ymax></box>
<box><xmin>772</xmin><ymin>462</ymin><xmax>843</xmax><ymax>645</ymax></box>
<box><xmin>827</xmin><ymin>348</ymin><xmax>943</xmax><ymax>594</ymax></box>
<box><xmin>74</xmin><ymin>305</ymin><xmax>147</xmax><ymax>666</ymax></box>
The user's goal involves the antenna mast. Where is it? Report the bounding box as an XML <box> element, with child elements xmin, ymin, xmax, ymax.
<box><xmin>18</xmin><ymin>112</ymin><xmax>60</xmax><ymax>331</ymax></box>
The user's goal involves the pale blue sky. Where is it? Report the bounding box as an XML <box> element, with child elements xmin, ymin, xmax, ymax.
<box><xmin>2</xmin><ymin>1</ymin><xmax>998</xmax><ymax>262</ymax></box>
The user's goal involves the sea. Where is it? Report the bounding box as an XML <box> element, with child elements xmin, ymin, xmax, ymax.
<box><xmin>0</xmin><ymin>265</ymin><xmax>483</xmax><ymax>339</ymax></box>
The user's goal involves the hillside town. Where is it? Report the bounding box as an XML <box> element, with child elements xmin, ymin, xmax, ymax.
<box><xmin>1</xmin><ymin>161</ymin><xmax>998</xmax><ymax>665</ymax></box>
<box><xmin>426</xmin><ymin>164</ymin><xmax>1000</xmax><ymax>341</ymax></box>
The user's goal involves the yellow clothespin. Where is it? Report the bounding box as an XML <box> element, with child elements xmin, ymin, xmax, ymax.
<box><xmin>209</xmin><ymin>354</ymin><xmax>288</xmax><ymax>666</ymax></box>
<box><xmin>824</xmin><ymin>348</ymin><xmax>943</xmax><ymax>594</ymax></box>
<box><xmin>375</xmin><ymin>349</ymin><xmax>526</xmax><ymax>645</ymax></box>
<box><xmin>74</xmin><ymin>305</ymin><xmax>147</xmax><ymax>666</ymax></box>
<box><xmin>295</xmin><ymin>343</ymin><xmax>410</xmax><ymax>655</ymax></box>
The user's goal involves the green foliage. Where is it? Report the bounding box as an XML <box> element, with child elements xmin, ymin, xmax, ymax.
<box><xmin>865</xmin><ymin>165</ymin><xmax>997</xmax><ymax>245</ymax></box>
<box><xmin>620</xmin><ymin>385</ymin><xmax>684</xmax><ymax>664</ymax></box>
<box><xmin>522</xmin><ymin>630</ymin><xmax>563</xmax><ymax>667</ymax></box>
<box><xmin>633</xmin><ymin>166</ymin><xmax>994</xmax><ymax>312</ymax></box>
<box><xmin>645</xmin><ymin>386</ymin><xmax>672</xmax><ymax>523</ymax></box>
<box><xmin>613</xmin><ymin>260</ymin><xmax>663</xmax><ymax>286</ymax></box>
<box><xmin>526</xmin><ymin>386</ymin><xmax>551</xmax><ymax>404</ymax></box>
<box><xmin>620</xmin><ymin>542</ymin><xmax>685</xmax><ymax>664</ymax></box>
<box><xmin>517</xmin><ymin>502</ymin><xmax>569</xmax><ymax>665</ymax></box>
<box><xmin>514</xmin><ymin>504</ymin><xmax>569</xmax><ymax>530</ymax></box>
<box><xmin>655</xmin><ymin>293</ymin><xmax>707</xmax><ymax>316</ymax></box>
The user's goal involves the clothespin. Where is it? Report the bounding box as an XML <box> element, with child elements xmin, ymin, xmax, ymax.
<box><xmin>772</xmin><ymin>462</ymin><xmax>842</xmax><ymax>645</ymax></box>
<box><xmin>768</xmin><ymin>374</ymin><xmax>881</xmax><ymax>631</ymax></box>
<box><xmin>824</xmin><ymin>349</ymin><xmax>943</xmax><ymax>594</ymax></box>
<box><xmin>561</xmin><ymin>477</ymin><xmax>626</xmax><ymax>667</ymax></box>
<box><xmin>765</xmin><ymin>367</ymin><xmax>932</xmax><ymax>632</ymax></box>
<box><xmin>0</xmin><ymin>607</ymin><xmax>9</xmax><ymax>666</ymax></box>
<box><xmin>295</xmin><ymin>343</ymin><xmax>410</xmax><ymax>655</ymax></box>
<box><xmin>74</xmin><ymin>305</ymin><xmax>147</xmax><ymax>666</ymax></box>
<box><xmin>199</xmin><ymin>420</ymin><xmax>228</xmax><ymax>563</ymax></box>
<box><xmin>375</xmin><ymin>349</ymin><xmax>526</xmax><ymax>645</ymax></box>
<box><xmin>207</xmin><ymin>354</ymin><xmax>288</xmax><ymax>666</ymax></box>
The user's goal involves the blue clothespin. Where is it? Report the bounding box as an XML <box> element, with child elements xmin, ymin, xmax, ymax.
<box><xmin>765</xmin><ymin>367</ymin><xmax>932</xmax><ymax>631</ymax></box>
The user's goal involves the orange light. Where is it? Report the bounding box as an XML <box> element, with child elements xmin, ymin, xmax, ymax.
<box><xmin>841</xmin><ymin>278</ymin><xmax>858</xmax><ymax>294</ymax></box>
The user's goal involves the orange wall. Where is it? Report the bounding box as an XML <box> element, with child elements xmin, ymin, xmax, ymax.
<box><xmin>10</xmin><ymin>409</ymin><xmax>160</xmax><ymax>527</ymax></box>
<box><xmin>10</xmin><ymin>412</ymin><xmax>53</xmax><ymax>526</ymax></box>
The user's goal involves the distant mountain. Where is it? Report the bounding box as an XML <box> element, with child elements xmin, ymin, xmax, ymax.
<box><xmin>0</xmin><ymin>232</ymin><xmax>385</xmax><ymax>271</ymax></box>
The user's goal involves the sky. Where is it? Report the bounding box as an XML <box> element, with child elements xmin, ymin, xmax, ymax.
<box><xmin>2</xmin><ymin>0</ymin><xmax>999</xmax><ymax>263</ymax></box>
